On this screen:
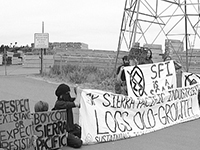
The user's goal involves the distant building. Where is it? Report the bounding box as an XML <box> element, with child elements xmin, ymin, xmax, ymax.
<box><xmin>66</xmin><ymin>42</ymin><xmax>88</xmax><ymax>50</ymax></box>
<box><xmin>32</xmin><ymin>42</ymin><xmax>89</xmax><ymax>50</ymax></box>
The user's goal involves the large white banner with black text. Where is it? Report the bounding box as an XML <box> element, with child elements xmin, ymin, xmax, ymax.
<box><xmin>124</xmin><ymin>60</ymin><xmax>176</xmax><ymax>98</ymax></box>
<box><xmin>79</xmin><ymin>84</ymin><xmax>200</xmax><ymax>145</ymax></box>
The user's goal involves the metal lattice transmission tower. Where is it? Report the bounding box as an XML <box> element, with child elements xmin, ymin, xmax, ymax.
<box><xmin>115</xmin><ymin>0</ymin><xmax>200</xmax><ymax>72</ymax></box>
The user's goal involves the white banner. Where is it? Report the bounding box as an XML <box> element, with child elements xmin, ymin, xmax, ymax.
<box><xmin>182</xmin><ymin>72</ymin><xmax>200</xmax><ymax>87</ymax></box>
<box><xmin>124</xmin><ymin>60</ymin><xmax>176</xmax><ymax>98</ymax></box>
<box><xmin>79</xmin><ymin>84</ymin><xmax>200</xmax><ymax>145</ymax></box>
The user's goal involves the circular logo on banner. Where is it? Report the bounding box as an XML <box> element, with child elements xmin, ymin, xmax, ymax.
<box><xmin>128</xmin><ymin>66</ymin><xmax>145</xmax><ymax>97</ymax></box>
<box><xmin>184</xmin><ymin>73</ymin><xmax>200</xmax><ymax>86</ymax></box>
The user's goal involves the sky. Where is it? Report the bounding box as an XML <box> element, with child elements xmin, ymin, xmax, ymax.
<box><xmin>1</xmin><ymin>0</ymin><xmax>200</xmax><ymax>51</ymax></box>
<box><xmin>0</xmin><ymin>0</ymin><xmax>124</xmax><ymax>50</ymax></box>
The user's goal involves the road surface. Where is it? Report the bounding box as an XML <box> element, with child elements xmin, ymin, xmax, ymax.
<box><xmin>0</xmin><ymin>65</ymin><xmax>200</xmax><ymax>150</ymax></box>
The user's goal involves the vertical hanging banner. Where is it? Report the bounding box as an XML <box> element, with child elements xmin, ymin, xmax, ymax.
<box><xmin>124</xmin><ymin>60</ymin><xmax>176</xmax><ymax>98</ymax></box>
<box><xmin>0</xmin><ymin>99</ymin><xmax>33</xmax><ymax>150</ymax></box>
<box><xmin>79</xmin><ymin>84</ymin><xmax>200</xmax><ymax>145</ymax></box>
<box><xmin>32</xmin><ymin>110</ymin><xmax>68</xmax><ymax>150</ymax></box>
<box><xmin>182</xmin><ymin>72</ymin><xmax>200</xmax><ymax>87</ymax></box>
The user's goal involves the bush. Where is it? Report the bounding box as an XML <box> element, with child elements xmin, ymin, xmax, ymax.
<box><xmin>47</xmin><ymin>64</ymin><xmax>115</xmax><ymax>91</ymax></box>
<box><xmin>49</xmin><ymin>65</ymin><xmax>61</xmax><ymax>75</ymax></box>
<box><xmin>68</xmin><ymin>70</ymin><xmax>87</xmax><ymax>84</ymax></box>
<box><xmin>82</xmin><ymin>66</ymin><xmax>98</xmax><ymax>74</ymax></box>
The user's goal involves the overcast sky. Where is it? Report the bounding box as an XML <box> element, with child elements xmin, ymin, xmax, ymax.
<box><xmin>0</xmin><ymin>0</ymin><xmax>124</xmax><ymax>50</ymax></box>
<box><xmin>1</xmin><ymin>0</ymin><xmax>200</xmax><ymax>51</ymax></box>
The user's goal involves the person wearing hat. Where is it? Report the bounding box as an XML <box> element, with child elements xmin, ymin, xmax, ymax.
<box><xmin>52</xmin><ymin>83</ymin><xmax>82</xmax><ymax>148</ymax></box>
<box><xmin>115</xmin><ymin>55</ymin><xmax>130</xmax><ymax>95</ymax></box>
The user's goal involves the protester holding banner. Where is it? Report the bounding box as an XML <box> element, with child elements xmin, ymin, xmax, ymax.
<box><xmin>33</xmin><ymin>100</ymin><xmax>70</xmax><ymax>150</ymax></box>
<box><xmin>115</xmin><ymin>55</ymin><xmax>130</xmax><ymax>95</ymax></box>
<box><xmin>33</xmin><ymin>101</ymin><xmax>49</xmax><ymax>150</ymax></box>
<box><xmin>52</xmin><ymin>83</ymin><xmax>82</xmax><ymax>148</ymax></box>
<box><xmin>129</xmin><ymin>57</ymin><xmax>139</xmax><ymax>66</ymax></box>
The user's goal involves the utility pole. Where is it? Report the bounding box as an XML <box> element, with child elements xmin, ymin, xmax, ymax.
<box><xmin>131</xmin><ymin>0</ymin><xmax>141</xmax><ymax>48</ymax></box>
<box><xmin>40</xmin><ymin>21</ymin><xmax>44</xmax><ymax>74</ymax></box>
<box><xmin>34</xmin><ymin>21</ymin><xmax>49</xmax><ymax>74</ymax></box>
<box><xmin>184</xmin><ymin>0</ymin><xmax>189</xmax><ymax>72</ymax></box>
<box><xmin>114</xmin><ymin>0</ymin><xmax>141</xmax><ymax>75</ymax></box>
<box><xmin>4</xmin><ymin>47</ymin><xmax>7</xmax><ymax>75</ymax></box>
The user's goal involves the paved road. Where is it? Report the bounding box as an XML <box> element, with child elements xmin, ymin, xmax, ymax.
<box><xmin>0</xmin><ymin>65</ymin><xmax>48</xmax><ymax>76</ymax></box>
<box><xmin>0</xmin><ymin>65</ymin><xmax>200</xmax><ymax>150</ymax></box>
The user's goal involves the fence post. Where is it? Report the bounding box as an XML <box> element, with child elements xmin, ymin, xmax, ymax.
<box><xmin>4</xmin><ymin>48</ymin><xmax>7</xmax><ymax>76</ymax></box>
<box><xmin>58</xmin><ymin>54</ymin><xmax>63</xmax><ymax>75</ymax></box>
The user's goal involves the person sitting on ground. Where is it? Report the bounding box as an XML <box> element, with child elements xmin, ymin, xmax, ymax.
<box><xmin>34</xmin><ymin>100</ymin><xmax>49</xmax><ymax>112</ymax></box>
<box><xmin>34</xmin><ymin>101</ymin><xmax>64</xmax><ymax>149</ymax></box>
<box><xmin>115</xmin><ymin>55</ymin><xmax>130</xmax><ymax>95</ymax></box>
<box><xmin>52</xmin><ymin>83</ymin><xmax>82</xmax><ymax>148</ymax></box>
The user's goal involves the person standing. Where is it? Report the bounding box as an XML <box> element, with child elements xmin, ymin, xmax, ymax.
<box><xmin>115</xmin><ymin>55</ymin><xmax>130</xmax><ymax>95</ymax></box>
<box><xmin>140</xmin><ymin>49</ymin><xmax>153</xmax><ymax>64</ymax></box>
<box><xmin>145</xmin><ymin>49</ymin><xmax>153</xmax><ymax>64</ymax></box>
<box><xmin>129</xmin><ymin>57</ymin><xmax>139</xmax><ymax>66</ymax></box>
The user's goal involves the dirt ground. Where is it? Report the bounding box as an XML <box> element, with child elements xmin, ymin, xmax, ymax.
<box><xmin>0</xmin><ymin>65</ymin><xmax>200</xmax><ymax>150</ymax></box>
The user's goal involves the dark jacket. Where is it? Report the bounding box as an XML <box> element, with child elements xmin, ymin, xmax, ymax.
<box><xmin>140</xmin><ymin>58</ymin><xmax>153</xmax><ymax>65</ymax></box>
<box><xmin>116</xmin><ymin>63</ymin><xmax>129</xmax><ymax>81</ymax></box>
<box><xmin>52</xmin><ymin>94</ymin><xmax>76</xmax><ymax>132</ymax></box>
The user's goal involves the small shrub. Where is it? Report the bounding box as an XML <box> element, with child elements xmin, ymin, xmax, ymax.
<box><xmin>49</xmin><ymin>65</ymin><xmax>61</xmax><ymax>75</ymax></box>
<box><xmin>86</xmin><ymin>73</ymin><xmax>98</xmax><ymax>83</ymax></box>
<box><xmin>62</xmin><ymin>64</ymin><xmax>81</xmax><ymax>74</ymax></box>
<box><xmin>82</xmin><ymin>66</ymin><xmax>98</xmax><ymax>74</ymax></box>
<box><xmin>68</xmin><ymin>70</ymin><xmax>87</xmax><ymax>84</ymax></box>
